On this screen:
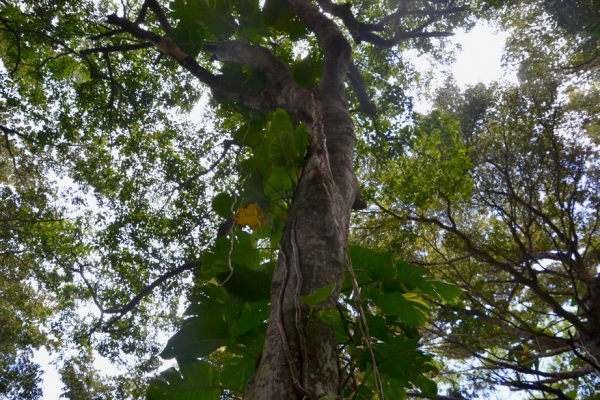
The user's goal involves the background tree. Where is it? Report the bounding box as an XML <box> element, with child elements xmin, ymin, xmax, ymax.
<box><xmin>357</xmin><ymin>69</ymin><xmax>600</xmax><ymax>398</ymax></box>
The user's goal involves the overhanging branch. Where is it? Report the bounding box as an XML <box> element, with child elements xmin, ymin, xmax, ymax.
<box><xmin>316</xmin><ymin>0</ymin><xmax>465</xmax><ymax>47</ymax></box>
<box><xmin>105</xmin><ymin>14</ymin><xmax>274</xmax><ymax>113</ymax></box>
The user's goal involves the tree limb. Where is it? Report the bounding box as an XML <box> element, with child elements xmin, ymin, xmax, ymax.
<box><xmin>503</xmin><ymin>380</ymin><xmax>571</xmax><ymax>400</ymax></box>
<box><xmin>105</xmin><ymin>14</ymin><xmax>274</xmax><ymax>113</ymax></box>
<box><xmin>347</xmin><ymin>62</ymin><xmax>376</xmax><ymax>115</ymax></box>
<box><xmin>201</xmin><ymin>40</ymin><xmax>312</xmax><ymax>117</ymax></box>
<box><xmin>374</xmin><ymin>200</ymin><xmax>588</xmax><ymax>333</ymax></box>
<box><xmin>316</xmin><ymin>0</ymin><xmax>464</xmax><ymax>47</ymax></box>
<box><xmin>81</xmin><ymin>42</ymin><xmax>153</xmax><ymax>55</ymax></box>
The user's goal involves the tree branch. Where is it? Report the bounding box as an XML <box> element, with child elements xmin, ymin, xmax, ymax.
<box><xmin>406</xmin><ymin>392</ymin><xmax>469</xmax><ymax>400</ymax></box>
<box><xmin>316</xmin><ymin>0</ymin><xmax>464</xmax><ymax>47</ymax></box>
<box><xmin>175</xmin><ymin>139</ymin><xmax>238</xmax><ymax>189</ymax></box>
<box><xmin>136</xmin><ymin>0</ymin><xmax>172</xmax><ymax>33</ymax></box>
<box><xmin>81</xmin><ymin>42</ymin><xmax>153</xmax><ymax>55</ymax></box>
<box><xmin>347</xmin><ymin>62</ymin><xmax>376</xmax><ymax>115</ymax></box>
<box><xmin>374</xmin><ymin>200</ymin><xmax>588</xmax><ymax>333</ymax></box>
<box><xmin>503</xmin><ymin>380</ymin><xmax>571</xmax><ymax>400</ymax></box>
<box><xmin>102</xmin><ymin>260</ymin><xmax>201</xmax><ymax>317</ymax></box>
<box><xmin>287</xmin><ymin>0</ymin><xmax>352</xmax><ymax>91</ymax></box>
<box><xmin>105</xmin><ymin>14</ymin><xmax>274</xmax><ymax>113</ymax></box>
<box><xmin>201</xmin><ymin>40</ymin><xmax>312</xmax><ymax>117</ymax></box>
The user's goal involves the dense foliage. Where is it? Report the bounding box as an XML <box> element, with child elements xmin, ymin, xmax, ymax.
<box><xmin>0</xmin><ymin>0</ymin><xmax>598</xmax><ymax>399</ymax></box>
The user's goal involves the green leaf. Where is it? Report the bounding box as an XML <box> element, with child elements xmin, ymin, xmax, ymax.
<box><xmin>202</xmin><ymin>233</ymin><xmax>262</xmax><ymax>280</ymax></box>
<box><xmin>293</xmin><ymin>123</ymin><xmax>310</xmax><ymax>159</ymax></box>
<box><xmin>242</xmin><ymin>172</ymin><xmax>265</xmax><ymax>204</ymax></box>
<box><xmin>422</xmin><ymin>279</ymin><xmax>463</xmax><ymax>302</ymax></box>
<box><xmin>300</xmin><ymin>283</ymin><xmax>336</xmax><ymax>309</ymax></box>
<box><xmin>212</xmin><ymin>192</ymin><xmax>237</xmax><ymax>218</ymax></box>
<box><xmin>268</xmin><ymin>127</ymin><xmax>295</xmax><ymax>167</ymax></box>
<box><xmin>160</xmin><ymin>305</ymin><xmax>229</xmax><ymax>359</ymax></box>
<box><xmin>264</xmin><ymin>167</ymin><xmax>292</xmax><ymax>197</ymax></box>
<box><xmin>233</xmin><ymin>121</ymin><xmax>264</xmax><ymax>147</ymax></box>
<box><xmin>349</xmin><ymin>245</ymin><xmax>396</xmax><ymax>281</ymax></box>
<box><xmin>171</xmin><ymin>0</ymin><xmax>238</xmax><ymax>40</ymax></box>
<box><xmin>220</xmin><ymin>356</ymin><xmax>255</xmax><ymax>392</ymax></box>
<box><xmin>218</xmin><ymin>267</ymin><xmax>271</xmax><ymax>302</ymax></box>
<box><xmin>314</xmin><ymin>307</ymin><xmax>349</xmax><ymax>343</ymax></box>
<box><xmin>364</xmin><ymin>285</ymin><xmax>429</xmax><ymax>326</ymax></box>
<box><xmin>412</xmin><ymin>374</ymin><xmax>438</xmax><ymax>398</ymax></box>
<box><xmin>230</xmin><ymin>301</ymin><xmax>270</xmax><ymax>337</ymax></box>
<box><xmin>147</xmin><ymin>360</ymin><xmax>221</xmax><ymax>400</ymax></box>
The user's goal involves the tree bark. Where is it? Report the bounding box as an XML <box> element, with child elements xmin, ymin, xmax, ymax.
<box><xmin>243</xmin><ymin>89</ymin><xmax>358</xmax><ymax>400</ymax></box>
<box><xmin>241</xmin><ymin>0</ymin><xmax>360</xmax><ymax>397</ymax></box>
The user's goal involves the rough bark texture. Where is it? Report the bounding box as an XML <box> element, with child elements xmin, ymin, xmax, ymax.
<box><xmin>582</xmin><ymin>275</ymin><xmax>600</xmax><ymax>373</ymax></box>
<box><xmin>240</xmin><ymin>0</ymin><xmax>360</xmax><ymax>398</ymax></box>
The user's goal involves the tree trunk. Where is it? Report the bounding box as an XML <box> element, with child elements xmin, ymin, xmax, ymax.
<box><xmin>242</xmin><ymin>0</ymin><xmax>360</xmax><ymax>397</ymax></box>
<box><xmin>582</xmin><ymin>275</ymin><xmax>600</xmax><ymax>374</ymax></box>
<box><xmin>243</xmin><ymin>91</ymin><xmax>358</xmax><ymax>399</ymax></box>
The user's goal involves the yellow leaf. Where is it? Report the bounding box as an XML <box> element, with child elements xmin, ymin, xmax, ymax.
<box><xmin>235</xmin><ymin>203</ymin><xmax>267</xmax><ymax>229</ymax></box>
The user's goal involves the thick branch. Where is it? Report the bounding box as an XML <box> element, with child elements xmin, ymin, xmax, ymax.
<box><xmin>105</xmin><ymin>14</ymin><xmax>274</xmax><ymax>112</ymax></box>
<box><xmin>441</xmin><ymin>304</ymin><xmax>571</xmax><ymax>353</ymax></box>
<box><xmin>137</xmin><ymin>0</ymin><xmax>172</xmax><ymax>33</ymax></box>
<box><xmin>102</xmin><ymin>260</ymin><xmax>201</xmax><ymax>317</ymax></box>
<box><xmin>202</xmin><ymin>41</ymin><xmax>312</xmax><ymax>117</ymax></box>
<box><xmin>359</xmin><ymin>30</ymin><xmax>455</xmax><ymax>48</ymax></box>
<box><xmin>434</xmin><ymin>330</ymin><xmax>593</xmax><ymax>381</ymax></box>
<box><xmin>316</xmin><ymin>0</ymin><xmax>464</xmax><ymax>47</ymax></box>
<box><xmin>503</xmin><ymin>381</ymin><xmax>571</xmax><ymax>400</ymax></box>
<box><xmin>347</xmin><ymin>62</ymin><xmax>376</xmax><ymax>115</ymax></box>
<box><xmin>287</xmin><ymin>0</ymin><xmax>352</xmax><ymax>91</ymax></box>
<box><xmin>81</xmin><ymin>42</ymin><xmax>153</xmax><ymax>55</ymax></box>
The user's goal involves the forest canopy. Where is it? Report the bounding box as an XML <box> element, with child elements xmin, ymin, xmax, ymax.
<box><xmin>0</xmin><ymin>0</ymin><xmax>599</xmax><ymax>399</ymax></box>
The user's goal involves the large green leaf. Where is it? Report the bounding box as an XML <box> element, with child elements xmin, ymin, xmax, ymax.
<box><xmin>217</xmin><ymin>267</ymin><xmax>271</xmax><ymax>302</ymax></box>
<box><xmin>212</xmin><ymin>192</ymin><xmax>237</xmax><ymax>218</ymax></box>
<box><xmin>300</xmin><ymin>283</ymin><xmax>336</xmax><ymax>309</ymax></box>
<box><xmin>160</xmin><ymin>305</ymin><xmax>229</xmax><ymax>359</ymax></box>
<box><xmin>233</xmin><ymin>121</ymin><xmax>265</xmax><ymax>148</ymax></box>
<box><xmin>229</xmin><ymin>301</ymin><xmax>270</xmax><ymax>337</ymax></box>
<box><xmin>363</xmin><ymin>285</ymin><xmax>429</xmax><ymax>326</ymax></box>
<box><xmin>268</xmin><ymin>126</ymin><xmax>295</xmax><ymax>167</ymax></box>
<box><xmin>358</xmin><ymin>334</ymin><xmax>437</xmax><ymax>396</ymax></box>
<box><xmin>202</xmin><ymin>231</ymin><xmax>261</xmax><ymax>279</ymax></box>
<box><xmin>220</xmin><ymin>356</ymin><xmax>255</xmax><ymax>393</ymax></box>
<box><xmin>146</xmin><ymin>360</ymin><xmax>221</xmax><ymax>400</ymax></box>
<box><xmin>171</xmin><ymin>0</ymin><xmax>238</xmax><ymax>41</ymax></box>
<box><xmin>349</xmin><ymin>245</ymin><xmax>396</xmax><ymax>281</ymax></box>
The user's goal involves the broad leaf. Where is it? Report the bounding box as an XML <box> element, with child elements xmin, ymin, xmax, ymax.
<box><xmin>147</xmin><ymin>360</ymin><xmax>221</xmax><ymax>400</ymax></box>
<box><xmin>300</xmin><ymin>283</ymin><xmax>336</xmax><ymax>309</ymax></box>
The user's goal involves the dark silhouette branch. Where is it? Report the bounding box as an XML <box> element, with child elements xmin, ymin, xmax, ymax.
<box><xmin>374</xmin><ymin>199</ymin><xmax>588</xmax><ymax>333</ymax></box>
<box><xmin>347</xmin><ymin>62</ymin><xmax>376</xmax><ymax>115</ymax></box>
<box><xmin>406</xmin><ymin>392</ymin><xmax>468</xmax><ymax>400</ymax></box>
<box><xmin>503</xmin><ymin>380</ymin><xmax>571</xmax><ymax>400</ymax></box>
<box><xmin>102</xmin><ymin>260</ymin><xmax>201</xmax><ymax>316</ymax></box>
<box><xmin>0</xmin><ymin>14</ymin><xmax>22</xmax><ymax>75</ymax></box>
<box><xmin>316</xmin><ymin>0</ymin><xmax>465</xmax><ymax>46</ymax></box>
<box><xmin>76</xmin><ymin>260</ymin><xmax>201</xmax><ymax>339</ymax></box>
<box><xmin>176</xmin><ymin>139</ymin><xmax>238</xmax><ymax>189</ymax></box>
<box><xmin>81</xmin><ymin>42</ymin><xmax>153</xmax><ymax>55</ymax></box>
<box><xmin>135</xmin><ymin>0</ymin><xmax>172</xmax><ymax>33</ymax></box>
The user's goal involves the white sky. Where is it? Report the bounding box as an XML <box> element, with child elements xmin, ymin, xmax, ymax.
<box><xmin>410</xmin><ymin>23</ymin><xmax>515</xmax><ymax>114</ymax></box>
<box><xmin>33</xmin><ymin>23</ymin><xmax>513</xmax><ymax>400</ymax></box>
<box><xmin>451</xmin><ymin>24</ymin><xmax>512</xmax><ymax>88</ymax></box>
